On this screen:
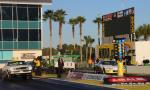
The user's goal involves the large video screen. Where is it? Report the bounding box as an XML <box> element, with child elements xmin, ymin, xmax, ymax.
<box><xmin>102</xmin><ymin>7</ymin><xmax>134</xmax><ymax>37</ymax></box>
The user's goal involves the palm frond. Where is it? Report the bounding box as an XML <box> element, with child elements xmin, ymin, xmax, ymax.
<box><xmin>93</xmin><ymin>17</ymin><xmax>102</xmax><ymax>23</ymax></box>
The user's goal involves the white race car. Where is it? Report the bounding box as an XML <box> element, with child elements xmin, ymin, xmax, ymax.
<box><xmin>95</xmin><ymin>60</ymin><xmax>118</xmax><ymax>74</ymax></box>
<box><xmin>1</xmin><ymin>61</ymin><xmax>32</xmax><ymax>81</ymax></box>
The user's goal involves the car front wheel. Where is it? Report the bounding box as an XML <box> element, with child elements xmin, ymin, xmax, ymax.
<box><xmin>2</xmin><ymin>71</ymin><xmax>12</xmax><ymax>81</ymax></box>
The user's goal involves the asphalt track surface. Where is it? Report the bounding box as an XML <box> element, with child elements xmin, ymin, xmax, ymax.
<box><xmin>0</xmin><ymin>78</ymin><xmax>121</xmax><ymax>90</ymax></box>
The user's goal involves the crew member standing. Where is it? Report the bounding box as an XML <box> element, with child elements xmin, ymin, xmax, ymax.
<box><xmin>34</xmin><ymin>58</ymin><xmax>41</xmax><ymax>76</ymax></box>
<box><xmin>57</xmin><ymin>58</ymin><xmax>64</xmax><ymax>78</ymax></box>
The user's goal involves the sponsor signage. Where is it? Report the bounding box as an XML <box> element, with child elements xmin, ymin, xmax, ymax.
<box><xmin>82</xmin><ymin>73</ymin><xmax>110</xmax><ymax>81</ymax></box>
<box><xmin>102</xmin><ymin>7</ymin><xmax>134</xmax><ymax>22</ymax></box>
<box><xmin>67</xmin><ymin>71</ymin><xmax>110</xmax><ymax>81</ymax></box>
<box><xmin>67</xmin><ymin>72</ymin><xmax>84</xmax><ymax>79</ymax></box>
<box><xmin>21</xmin><ymin>53</ymin><xmax>36</xmax><ymax>59</ymax></box>
<box><xmin>104</xmin><ymin>76</ymin><xmax>150</xmax><ymax>84</ymax></box>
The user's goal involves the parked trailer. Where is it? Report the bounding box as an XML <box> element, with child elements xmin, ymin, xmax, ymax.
<box><xmin>134</xmin><ymin>41</ymin><xmax>150</xmax><ymax>65</ymax></box>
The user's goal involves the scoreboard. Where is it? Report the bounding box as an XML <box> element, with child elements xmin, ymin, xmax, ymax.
<box><xmin>102</xmin><ymin>7</ymin><xmax>134</xmax><ymax>37</ymax></box>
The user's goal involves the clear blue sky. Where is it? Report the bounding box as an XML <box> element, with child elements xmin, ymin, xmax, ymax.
<box><xmin>42</xmin><ymin>0</ymin><xmax>150</xmax><ymax>48</ymax></box>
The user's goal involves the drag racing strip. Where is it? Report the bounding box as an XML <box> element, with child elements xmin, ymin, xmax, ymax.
<box><xmin>36</xmin><ymin>78</ymin><xmax>121</xmax><ymax>90</ymax></box>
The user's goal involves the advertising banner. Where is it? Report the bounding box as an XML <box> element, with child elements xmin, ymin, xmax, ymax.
<box><xmin>104</xmin><ymin>76</ymin><xmax>150</xmax><ymax>84</ymax></box>
<box><xmin>67</xmin><ymin>71</ymin><xmax>84</xmax><ymax>80</ymax></box>
<box><xmin>82</xmin><ymin>73</ymin><xmax>110</xmax><ymax>81</ymax></box>
<box><xmin>67</xmin><ymin>71</ymin><xmax>110</xmax><ymax>81</ymax></box>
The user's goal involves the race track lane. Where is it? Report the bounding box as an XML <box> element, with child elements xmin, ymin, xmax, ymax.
<box><xmin>0</xmin><ymin>79</ymin><xmax>120</xmax><ymax>90</ymax></box>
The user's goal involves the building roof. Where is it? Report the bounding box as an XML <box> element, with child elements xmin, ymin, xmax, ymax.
<box><xmin>0</xmin><ymin>0</ymin><xmax>52</xmax><ymax>5</ymax></box>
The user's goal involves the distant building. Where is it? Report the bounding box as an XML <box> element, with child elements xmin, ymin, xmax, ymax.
<box><xmin>0</xmin><ymin>0</ymin><xmax>52</xmax><ymax>65</ymax></box>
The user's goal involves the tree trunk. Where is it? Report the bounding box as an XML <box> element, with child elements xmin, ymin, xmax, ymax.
<box><xmin>72</xmin><ymin>25</ymin><xmax>75</xmax><ymax>49</ymax></box>
<box><xmin>89</xmin><ymin>44</ymin><xmax>92</xmax><ymax>61</ymax></box>
<box><xmin>86</xmin><ymin>46</ymin><xmax>88</xmax><ymax>67</ymax></box>
<box><xmin>59</xmin><ymin>22</ymin><xmax>63</xmax><ymax>49</ymax></box>
<box><xmin>88</xmin><ymin>43</ymin><xmax>93</xmax><ymax>68</ymax></box>
<box><xmin>98</xmin><ymin>23</ymin><xmax>100</xmax><ymax>45</ymax></box>
<box><xmin>80</xmin><ymin>23</ymin><xmax>83</xmax><ymax>64</ymax></box>
<box><xmin>49</xmin><ymin>19</ymin><xmax>52</xmax><ymax>63</ymax></box>
<box><xmin>144</xmin><ymin>35</ymin><xmax>148</xmax><ymax>41</ymax></box>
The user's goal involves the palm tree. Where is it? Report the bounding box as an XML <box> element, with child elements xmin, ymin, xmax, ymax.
<box><xmin>135</xmin><ymin>26</ymin><xmax>143</xmax><ymax>40</ymax></box>
<box><xmin>43</xmin><ymin>10</ymin><xmax>54</xmax><ymax>61</ymax></box>
<box><xmin>54</xmin><ymin>9</ymin><xmax>67</xmax><ymax>49</ymax></box>
<box><xmin>69</xmin><ymin>18</ymin><xmax>78</xmax><ymax>49</ymax></box>
<box><xmin>142</xmin><ymin>24</ymin><xmax>150</xmax><ymax>40</ymax></box>
<box><xmin>135</xmin><ymin>24</ymin><xmax>150</xmax><ymax>41</ymax></box>
<box><xmin>88</xmin><ymin>37</ymin><xmax>95</xmax><ymax>66</ymax></box>
<box><xmin>93</xmin><ymin>17</ymin><xmax>102</xmax><ymax>45</ymax></box>
<box><xmin>77</xmin><ymin>16</ymin><xmax>86</xmax><ymax>64</ymax></box>
<box><xmin>84</xmin><ymin>36</ymin><xmax>91</xmax><ymax>65</ymax></box>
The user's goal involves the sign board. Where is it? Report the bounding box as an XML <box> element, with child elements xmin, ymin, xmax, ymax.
<box><xmin>67</xmin><ymin>71</ymin><xmax>110</xmax><ymax>81</ymax></box>
<box><xmin>54</xmin><ymin>62</ymin><xmax>75</xmax><ymax>69</ymax></box>
<box><xmin>13</xmin><ymin>50</ymin><xmax>42</xmax><ymax>61</ymax></box>
<box><xmin>67</xmin><ymin>71</ymin><xmax>84</xmax><ymax>80</ymax></box>
<box><xmin>82</xmin><ymin>73</ymin><xmax>110</xmax><ymax>81</ymax></box>
<box><xmin>102</xmin><ymin>7</ymin><xmax>134</xmax><ymax>37</ymax></box>
<box><xmin>21</xmin><ymin>53</ymin><xmax>36</xmax><ymax>59</ymax></box>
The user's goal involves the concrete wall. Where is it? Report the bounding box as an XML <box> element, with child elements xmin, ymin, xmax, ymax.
<box><xmin>126</xmin><ymin>66</ymin><xmax>150</xmax><ymax>75</ymax></box>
